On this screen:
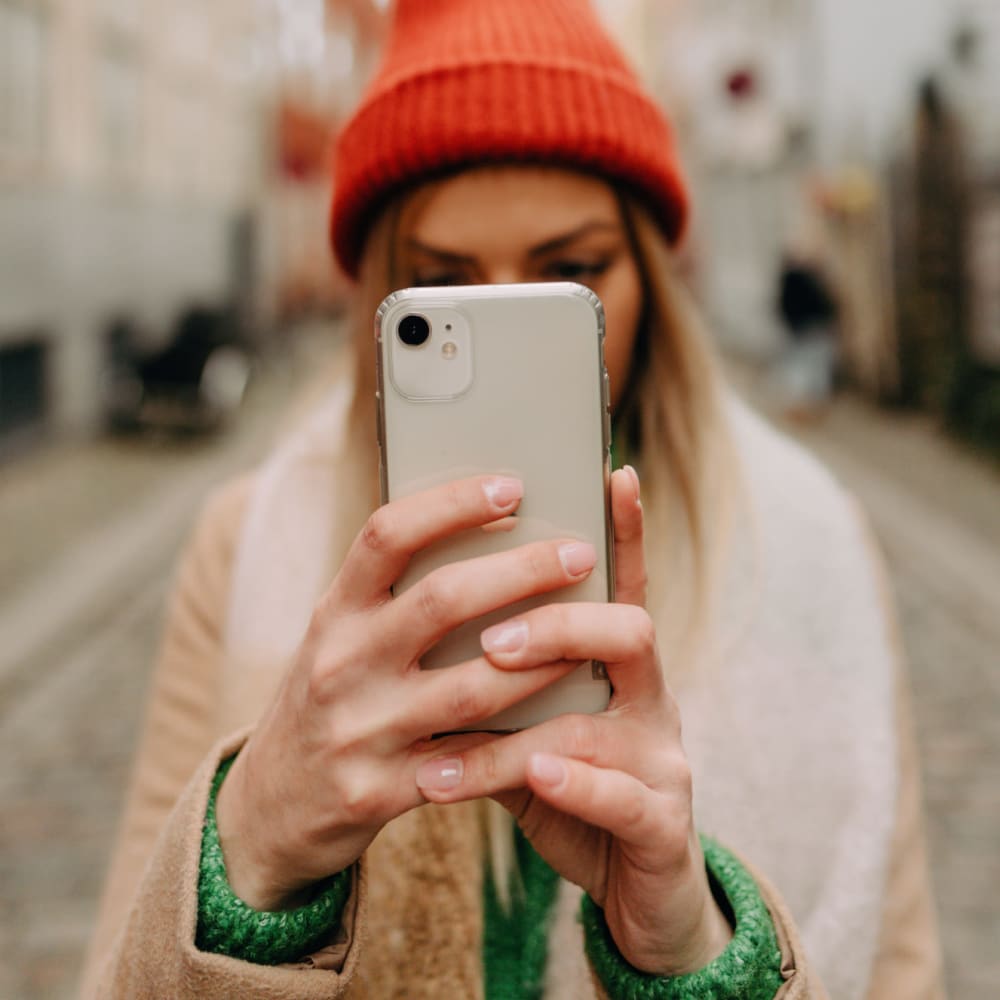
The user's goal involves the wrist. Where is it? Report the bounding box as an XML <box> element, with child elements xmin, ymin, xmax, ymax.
<box><xmin>611</xmin><ymin>835</ymin><xmax>733</xmax><ymax>976</ymax></box>
<box><xmin>198</xmin><ymin>756</ymin><xmax>354</xmax><ymax>965</ymax></box>
<box><xmin>671</xmin><ymin>890</ymin><xmax>734</xmax><ymax>974</ymax></box>
<box><xmin>215</xmin><ymin>752</ymin><xmax>310</xmax><ymax>912</ymax></box>
<box><xmin>582</xmin><ymin>837</ymin><xmax>784</xmax><ymax>1000</ymax></box>
<box><xmin>618</xmin><ymin>880</ymin><xmax>733</xmax><ymax>977</ymax></box>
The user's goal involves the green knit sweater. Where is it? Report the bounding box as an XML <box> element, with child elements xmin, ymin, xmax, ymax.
<box><xmin>197</xmin><ymin>759</ymin><xmax>785</xmax><ymax>999</ymax></box>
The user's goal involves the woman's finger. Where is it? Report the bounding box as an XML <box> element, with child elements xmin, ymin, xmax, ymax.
<box><xmin>332</xmin><ymin>475</ymin><xmax>525</xmax><ymax>607</ymax></box>
<box><xmin>525</xmin><ymin>753</ymin><xmax>673</xmax><ymax>847</ymax></box>
<box><xmin>415</xmin><ymin>711</ymin><xmax>667</xmax><ymax>802</ymax></box>
<box><xmin>611</xmin><ymin>466</ymin><xmax>647</xmax><ymax>607</ymax></box>
<box><xmin>480</xmin><ymin>602</ymin><xmax>665</xmax><ymax>705</ymax></box>
<box><xmin>385</xmin><ymin>538</ymin><xmax>597</xmax><ymax>659</ymax></box>
<box><xmin>395</xmin><ymin>655</ymin><xmax>579</xmax><ymax>741</ymax></box>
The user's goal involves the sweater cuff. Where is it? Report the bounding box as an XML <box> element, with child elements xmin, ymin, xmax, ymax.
<box><xmin>581</xmin><ymin>836</ymin><xmax>785</xmax><ymax>1000</ymax></box>
<box><xmin>196</xmin><ymin>756</ymin><xmax>352</xmax><ymax>965</ymax></box>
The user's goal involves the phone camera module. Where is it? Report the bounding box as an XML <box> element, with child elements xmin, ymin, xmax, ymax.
<box><xmin>398</xmin><ymin>314</ymin><xmax>430</xmax><ymax>347</ymax></box>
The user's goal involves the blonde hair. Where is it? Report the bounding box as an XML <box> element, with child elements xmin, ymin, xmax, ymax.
<box><xmin>334</xmin><ymin>176</ymin><xmax>737</xmax><ymax>903</ymax></box>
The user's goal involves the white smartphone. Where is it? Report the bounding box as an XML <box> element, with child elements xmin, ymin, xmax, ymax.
<box><xmin>375</xmin><ymin>282</ymin><xmax>613</xmax><ymax>732</ymax></box>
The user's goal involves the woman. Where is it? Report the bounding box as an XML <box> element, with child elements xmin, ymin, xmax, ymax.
<box><xmin>81</xmin><ymin>1</ymin><xmax>944</xmax><ymax>997</ymax></box>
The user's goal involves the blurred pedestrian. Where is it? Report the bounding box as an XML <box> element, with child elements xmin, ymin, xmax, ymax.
<box><xmin>773</xmin><ymin>246</ymin><xmax>840</xmax><ymax>420</ymax></box>
<box><xmin>81</xmin><ymin>2</ymin><xmax>943</xmax><ymax>998</ymax></box>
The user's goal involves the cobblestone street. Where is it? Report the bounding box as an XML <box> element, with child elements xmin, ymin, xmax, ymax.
<box><xmin>1</xmin><ymin>348</ymin><xmax>998</xmax><ymax>998</ymax></box>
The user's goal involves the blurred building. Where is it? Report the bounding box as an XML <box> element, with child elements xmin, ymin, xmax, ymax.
<box><xmin>269</xmin><ymin>0</ymin><xmax>384</xmax><ymax>318</ymax></box>
<box><xmin>0</xmin><ymin>0</ymin><xmax>393</xmax><ymax>452</ymax></box>
<box><xmin>892</xmin><ymin>2</ymin><xmax>1000</xmax><ymax>451</ymax></box>
<box><xmin>647</xmin><ymin>0</ymin><xmax>996</xmax><ymax>411</ymax></box>
<box><xmin>0</xmin><ymin>0</ymin><xmax>272</xmax><ymax>448</ymax></box>
<box><xmin>648</xmin><ymin>0</ymin><xmax>819</xmax><ymax>357</ymax></box>
<box><xmin>3</xmin><ymin>0</ymin><xmax>994</xmax><ymax>452</ymax></box>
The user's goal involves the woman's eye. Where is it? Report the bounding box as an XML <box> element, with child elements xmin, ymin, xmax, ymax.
<box><xmin>542</xmin><ymin>259</ymin><xmax>610</xmax><ymax>281</ymax></box>
<box><xmin>411</xmin><ymin>272</ymin><xmax>466</xmax><ymax>287</ymax></box>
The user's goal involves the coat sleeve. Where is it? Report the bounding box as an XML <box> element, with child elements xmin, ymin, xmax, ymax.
<box><xmin>584</xmin><ymin>849</ymin><xmax>831</xmax><ymax>999</ymax></box>
<box><xmin>81</xmin><ymin>729</ymin><xmax>368</xmax><ymax>999</ymax></box>
<box><xmin>754</xmin><ymin>858</ymin><xmax>830</xmax><ymax>999</ymax></box>
<box><xmin>78</xmin><ymin>478</ymin><xmax>366</xmax><ymax>998</ymax></box>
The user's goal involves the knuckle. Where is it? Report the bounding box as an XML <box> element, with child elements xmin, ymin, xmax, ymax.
<box><xmin>417</xmin><ymin>571</ymin><xmax>457</xmax><ymax>624</ymax></box>
<box><xmin>305</xmin><ymin>650</ymin><xmax>345</xmax><ymax>706</ymax></box>
<box><xmin>442</xmin><ymin>479</ymin><xmax>467</xmax><ymax>517</ymax></box>
<box><xmin>543</xmin><ymin>604</ymin><xmax>575</xmax><ymax>655</ymax></box>
<box><xmin>671</xmin><ymin>753</ymin><xmax>694</xmax><ymax>802</ymax></box>
<box><xmin>627</xmin><ymin>607</ymin><xmax>657</xmax><ymax>654</ymax></box>
<box><xmin>462</xmin><ymin>743</ymin><xmax>501</xmax><ymax>794</ymax></box>
<box><xmin>533</xmin><ymin>544</ymin><xmax>557</xmax><ymax>581</ymax></box>
<box><xmin>551</xmin><ymin>602</ymin><xmax>573</xmax><ymax>634</ymax></box>
<box><xmin>480</xmin><ymin>743</ymin><xmax>500</xmax><ymax>788</ymax></box>
<box><xmin>361</xmin><ymin>507</ymin><xmax>396</xmax><ymax>555</ymax></box>
<box><xmin>619</xmin><ymin>515</ymin><xmax>643</xmax><ymax>542</ymax></box>
<box><xmin>335</xmin><ymin>769</ymin><xmax>386</xmax><ymax>826</ymax></box>
<box><xmin>620</xmin><ymin>784</ymin><xmax>648</xmax><ymax>831</ymax></box>
<box><xmin>562</xmin><ymin>713</ymin><xmax>600</xmax><ymax>761</ymax></box>
<box><xmin>449</xmin><ymin>677</ymin><xmax>488</xmax><ymax>728</ymax></box>
<box><xmin>305</xmin><ymin>660</ymin><xmax>331</xmax><ymax>705</ymax></box>
<box><xmin>303</xmin><ymin>627</ymin><xmax>366</xmax><ymax>706</ymax></box>
<box><xmin>516</xmin><ymin>543</ymin><xmax>550</xmax><ymax>586</ymax></box>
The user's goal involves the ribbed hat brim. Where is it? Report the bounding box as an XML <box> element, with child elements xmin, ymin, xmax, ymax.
<box><xmin>330</xmin><ymin>60</ymin><xmax>688</xmax><ymax>278</ymax></box>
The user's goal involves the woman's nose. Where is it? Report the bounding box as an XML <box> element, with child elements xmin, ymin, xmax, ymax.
<box><xmin>481</xmin><ymin>267</ymin><xmax>525</xmax><ymax>286</ymax></box>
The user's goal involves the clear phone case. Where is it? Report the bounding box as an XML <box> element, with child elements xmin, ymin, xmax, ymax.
<box><xmin>376</xmin><ymin>282</ymin><xmax>613</xmax><ymax>731</ymax></box>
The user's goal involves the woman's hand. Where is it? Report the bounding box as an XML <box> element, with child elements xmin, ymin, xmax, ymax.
<box><xmin>215</xmin><ymin>474</ymin><xmax>594</xmax><ymax>911</ymax></box>
<box><xmin>415</xmin><ymin>467</ymin><xmax>733</xmax><ymax>975</ymax></box>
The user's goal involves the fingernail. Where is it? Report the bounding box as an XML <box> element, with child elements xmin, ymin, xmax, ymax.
<box><xmin>483</xmin><ymin>477</ymin><xmax>523</xmax><ymax>511</ymax></box>
<box><xmin>416</xmin><ymin>757</ymin><xmax>463</xmax><ymax>792</ymax></box>
<box><xmin>529</xmin><ymin>753</ymin><xmax>566</xmax><ymax>788</ymax></box>
<box><xmin>559</xmin><ymin>541</ymin><xmax>596</xmax><ymax>577</ymax></box>
<box><xmin>481</xmin><ymin>620</ymin><xmax>529</xmax><ymax>653</ymax></box>
<box><xmin>624</xmin><ymin>464</ymin><xmax>641</xmax><ymax>503</ymax></box>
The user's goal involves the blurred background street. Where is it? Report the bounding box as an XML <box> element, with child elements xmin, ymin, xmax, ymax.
<box><xmin>1</xmin><ymin>0</ymin><xmax>997</xmax><ymax>997</ymax></box>
<box><xmin>0</xmin><ymin>325</ymin><xmax>338</xmax><ymax>999</ymax></box>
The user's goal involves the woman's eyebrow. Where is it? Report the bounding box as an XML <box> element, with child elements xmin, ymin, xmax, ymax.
<box><xmin>405</xmin><ymin>240</ymin><xmax>477</xmax><ymax>265</ymax></box>
<box><xmin>527</xmin><ymin>220</ymin><xmax>621</xmax><ymax>258</ymax></box>
<box><xmin>407</xmin><ymin>220</ymin><xmax>621</xmax><ymax>265</ymax></box>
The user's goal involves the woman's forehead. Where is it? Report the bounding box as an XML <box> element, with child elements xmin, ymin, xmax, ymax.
<box><xmin>408</xmin><ymin>166</ymin><xmax>622</xmax><ymax>254</ymax></box>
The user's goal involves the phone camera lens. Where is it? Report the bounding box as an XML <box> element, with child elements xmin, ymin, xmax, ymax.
<box><xmin>398</xmin><ymin>314</ymin><xmax>430</xmax><ymax>347</ymax></box>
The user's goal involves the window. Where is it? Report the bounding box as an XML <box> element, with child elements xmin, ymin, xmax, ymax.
<box><xmin>0</xmin><ymin>1</ymin><xmax>47</xmax><ymax>160</ymax></box>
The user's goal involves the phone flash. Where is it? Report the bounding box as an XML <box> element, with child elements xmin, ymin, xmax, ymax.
<box><xmin>441</xmin><ymin>341</ymin><xmax>458</xmax><ymax>360</ymax></box>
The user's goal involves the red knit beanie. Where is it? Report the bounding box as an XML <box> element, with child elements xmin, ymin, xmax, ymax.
<box><xmin>329</xmin><ymin>0</ymin><xmax>689</xmax><ymax>278</ymax></box>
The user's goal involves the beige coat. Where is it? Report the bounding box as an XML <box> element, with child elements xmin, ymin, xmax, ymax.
<box><xmin>80</xmin><ymin>474</ymin><xmax>945</xmax><ymax>999</ymax></box>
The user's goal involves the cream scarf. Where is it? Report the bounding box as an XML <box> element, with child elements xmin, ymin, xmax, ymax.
<box><xmin>221</xmin><ymin>380</ymin><xmax>896</xmax><ymax>1000</ymax></box>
